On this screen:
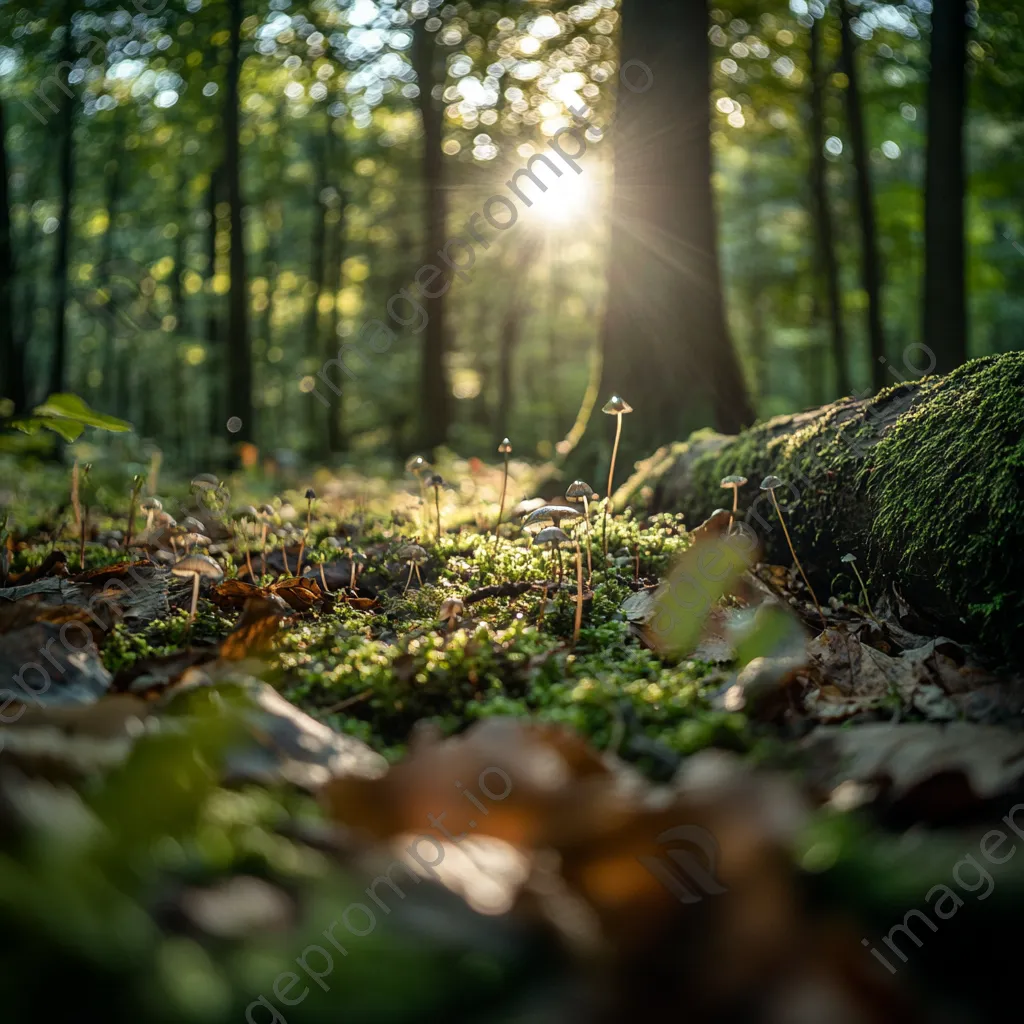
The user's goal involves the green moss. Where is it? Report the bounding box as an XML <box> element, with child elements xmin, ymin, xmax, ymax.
<box><xmin>867</xmin><ymin>353</ymin><xmax>1024</xmax><ymax>660</ymax></box>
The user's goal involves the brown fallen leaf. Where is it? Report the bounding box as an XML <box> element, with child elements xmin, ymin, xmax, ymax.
<box><xmin>5</xmin><ymin>550</ymin><xmax>69</xmax><ymax>586</ymax></box>
<box><xmin>209</xmin><ymin>579</ymin><xmax>264</xmax><ymax>611</ymax></box>
<box><xmin>219</xmin><ymin>595</ymin><xmax>291</xmax><ymax>660</ymax></box>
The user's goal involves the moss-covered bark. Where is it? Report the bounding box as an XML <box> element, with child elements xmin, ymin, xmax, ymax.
<box><xmin>618</xmin><ymin>353</ymin><xmax>1024</xmax><ymax>663</ymax></box>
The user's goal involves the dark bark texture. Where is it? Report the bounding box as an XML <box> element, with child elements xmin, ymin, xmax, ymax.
<box><xmin>599</xmin><ymin>0</ymin><xmax>754</xmax><ymax>471</ymax></box>
<box><xmin>923</xmin><ymin>0</ymin><xmax>969</xmax><ymax>373</ymax></box>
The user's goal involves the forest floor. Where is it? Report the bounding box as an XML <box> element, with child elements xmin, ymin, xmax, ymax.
<box><xmin>1</xmin><ymin>455</ymin><xmax>1023</xmax><ymax>1023</ymax></box>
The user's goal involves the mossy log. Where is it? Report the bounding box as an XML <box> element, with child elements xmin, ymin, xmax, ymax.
<box><xmin>617</xmin><ymin>353</ymin><xmax>1024</xmax><ymax>663</ymax></box>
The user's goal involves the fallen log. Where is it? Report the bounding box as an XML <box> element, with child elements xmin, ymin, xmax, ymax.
<box><xmin>618</xmin><ymin>353</ymin><xmax>1024</xmax><ymax>663</ymax></box>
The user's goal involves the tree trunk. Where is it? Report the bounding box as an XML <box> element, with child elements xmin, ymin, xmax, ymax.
<box><xmin>303</xmin><ymin>129</ymin><xmax>329</xmax><ymax>455</ymax></box>
<box><xmin>599</xmin><ymin>0</ymin><xmax>754</xmax><ymax>469</ymax></box>
<box><xmin>619</xmin><ymin>352</ymin><xmax>1024</xmax><ymax>664</ymax></box>
<box><xmin>49</xmin><ymin>14</ymin><xmax>76</xmax><ymax>398</ymax></box>
<box><xmin>412</xmin><ymin>15</ymin><xmax>450</xmax><ymax>451</ymax></box>
<box><xmin>324</xmin><ymin>187</ymin><xmax>347</xmax><ymax>455</ymax></box>
<box><xmin>923</xmin><ymin>0</ymin><xmax>969</xmax><ymax>373</ymax></box>
<box><xmin>205</xmin><ymin>165</ymin><xmax>222</xmax><ymax>444</ymax></box>
<box><xmin>171</xmin><ymin>167</ymin><xmax>189</xmax><ymax>459</ymax></box>
<box><xmin>99</xmin><ymin>116</ymin><xmax>124</xmax><ymax>415</ymax></box>
<box><xmin>838</xmin><ymin>0</ymin><xmax>886</xmax><ymax>392</ymax></box>
<box><xmin>224</xmin><ymin>0</ymin><xmax>253</xmax><ymax>443</ymax></box>
<box><xmin>495</xmin><ymin>244</ymin><xmax>536</xmax><ymax>439</ymax></box>
<box><xmin>0</xmin><ymin>98</ymin><xmax>26</xmax><ymax>413</ymax></box>
<box><xmin>809</xmin><ymin>15</ymin><xmax>851</xmax><ymax>397</ymax></box>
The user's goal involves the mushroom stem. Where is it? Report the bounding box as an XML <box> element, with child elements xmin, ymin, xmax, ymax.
<box><xmin>79</xmin><ymin>506</ymin><xmax>87</xmax><ymax>571</ymax></box>
<box><xmin>125</xmin><ymin>482</ymin><xmax>141</xmax><ymax>550</ymax></box>
<box><xmin>320</xmin><ymin>563</ymin><xmax>331</xmax><ymax>594</ymax></box>
<box><xmin>728</xmin><ymin>485</ymin><xmax>738</xmax><ymax>535</ymax></box>
<box><xmin>572</xmin><ymin>542</ymin><xmax>583</xmax><ymax>647</ymax></box>
<box><xmin>495</xmin><ymin>454</ymin><xmax>509</xmax><ymax>543</ymax></box>
<box><xmin>850</xmin><ymin>561</ymin><xmax>875</xmax><ymax>620</ymax></box>
<box><xmin>537</xmin><ymin>584</ymin><xmax>549</xmax><ymax>630</ymax></box>
<box><xmin>581</xmin><ymin>496</ymin><xmax>593</xmax><ymax>584</ymax></box>
<box><xmin>349</xmin><ymin>560</ymin><xmax>357</xmax><ymax>593</ymax></box>
<box><xmin>603</xmin><ymin>411</ymin><xmax>623</xmax><ymax>561</ymax></box>
<box><xmin>296</xmin><ymin>536</ymin><xmax>306</xmax><ymax>577</ymax></box>
<box><xmin>403</xmin><ymin>561</ymin><xmax>416</xmax><ymax>594</ymax></box>
<box><xmin>188</xmin><ymin>571</ymin><xmax>200</xmax><ymax>626</ymax></box>
<box><xmin>768</xmin><ymin>489</ymin><xmax>826</xmax><ymax>629</ymax></box>
<box><xmin>281</xmin><ymin>534</ymin><xmax>291</xmax><ymax>576</ymax></box>
<box><xmin>556</xmin><ymin>545</ymin><xmax>563</xmax><ymax>587</ymax></box>
<box><xmin>260</xmin><ymin>523</ymin><xmax>268</xmax><ymax>576</ymax></box>
<box><xmin>434</xmin><ymin>484</ymin><xmax>442</xmax><ymax>546</ymax></box>
<box><xmin>244</xmin><ymin>520</ymin><xmax>255</xmax><ymax>581</ymax></box>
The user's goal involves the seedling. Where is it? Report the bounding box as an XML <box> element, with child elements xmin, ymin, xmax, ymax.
<box><xmin>125</xmin><ymin>474</ymin><xmax>144</xmax><ymax>550</ymax></box>
<box><xmin>760</xmin><ymin>475</ymin><xmax>826</xmax><ymax>629</ymax></box>
<box><xmin>841</xmin><ymin>552</ymin><xmax>876</xmax><ymax>621</ymax></box>
<box><xmin>495</xmin><ymin>437</ymin><xmax>512</xmax><ymax>543</ymax></box>
<box><xmin>257</xmin><ymin>504</ymin><xmax>274</xmax><ymax>575</ymax></box>
<box><xmin>296</xmin><ymin>487</ymin><xmax>316</xmax><ymax>575</ymax></box>
<box><xmin>232</xmin><ymin>506</ymin><xmax>258</xmax><ymax>580</ymax></box>
<box><xmin>601</xmin><ymin>395</ymin><xmax>633</xmax><ymax>560</ymax></box>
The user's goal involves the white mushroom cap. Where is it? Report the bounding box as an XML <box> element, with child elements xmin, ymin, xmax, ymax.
<box><xmin>171</xmin><ymin>553</ymin><xmax>224</xmax><ymax>579</ymax></box>
<box><xmin>534</xmin><ymin>526</ymin><xmax>571</xmax><ymax>547</ymax></box>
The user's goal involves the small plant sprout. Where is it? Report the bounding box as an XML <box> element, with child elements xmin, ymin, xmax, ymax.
<box><xmin>841</xmin><ymin>553</ymin><xmax>876</xmax><ymax>620</ymax></box>
<box><xmin>74</xmin><ymin>462</ymin><xmax>92</xmax><ymax>571</ymax></box>
<box><xmin>439</xmin><ymin>596</ymin><xmax>465</xmax><ymax>632</ymax></box>
<box><xmin>399</xmin><ymin>543</ymin><xmax>428</xmax><ymax>593</ymax></box>
<box><xmin>140</xmin><ymin>497</ymin><xmax>163</xmax><ymax>532</ymax></box>
<box><xmin>760</xmin><ymin>474</ymin><xmax>826</xmax><ymax>629</ymax></box>
<box><xmin>426</xmin><ymin>473</ymin><xmax>444</xmax><ymax>545</ymax></box>
<box><xmin>601</xmin><ymin>394</ymin><xmax>633</xmax><ymax>560</ymax></box>
<box><xmin>296</xmin><ymin>487</ymin><xmax>316</xmax><ymax>576</ymax></box>
<box><xmin>232</xmin><ymin>506</ymin><xmax>258</xmax><ymax>579</ymax></box>
<box><xmin>125</xmin><ymin>474</ymin><xmax>144</xmax><ymax>550</ymax></box>
<box><xmin>495</xmin><ymin>437</ymin><xmax>512</xmax><ymax>543</ymax></box>
<box><xmin>257</xmin><ymin>504</ymin><xmax>274</xmax><ymax>575</ymax></box>
<box><xmin>534</xmin><ymin>525</ymin><xmax>571</xmax><ymax>586</ymax></box>
<box><xmin>565</xmin><ymin>480</ymin><xmax>595</xmax><ymax>582</ymax></box>
<box><xmin>720</xmin><ymin>474</ymin><xmax>747</xmax><ymax>534</ymax></box>
<box><xmin>171</xmin><ymin>553</ymin><xmax>223</xmax><ymax>635</ymax></box>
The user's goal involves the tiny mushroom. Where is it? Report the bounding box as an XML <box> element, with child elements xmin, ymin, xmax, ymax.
<box><xmin>426</xmin><ymin>473</ymin><xmax>445</xmax><ymax>544</ymax></box>
<box><xmin>439</xmin><ymin>596</ymin><xmax>465</xmax><ymax>632</ymax></box>
<box><xmin>398</xmin><ymin>543</ymin><xmax>428</xmax><ymax>593</ymax></box>
<box><xmin>565</xmin><ymin>480</ymin><xmax>595</xmax><ymax>582</ymax></box>
<box><xmin>494</xmin><ymin>437</ymin><xmax>513</xmax><ymax>543</ymax></box>
<box><xmin>534</xmin><ymin>525</ymin><xmax>571</xmax><ymax>585</ymax></box>
<box><xmin>171</xmin><ymin>552</ymin><xmax>224</xmax><ymax>628</ymax></box>
<box><xmin>256</xmin><ymin>504</ymin><xmax>275</xmax><ymax>575</ymax></box>
<box><xmin>720</xmin><ymin>474</ymin><xmax>747</xmax><ymax>533</ymax></box>
<box><xmin>523</xmin><ymin>504</ymin><xmax>582</xmax><ymax>530</ymax></box>
<box><xmin>232</xmin><ymin>506</ymin><xmax>259</xmax><ymax>579</ymax></box>
<box><xmin>140</xmin><ymin>496</ymin><xmax>163</xmax><ymax>530</ymax></box>
<box><xmin>759</xmin><ymin>474</ymin><xmax>825</xmax><ymax>629</ymax></box>
<box><xmin>841</xmin><ymin>552</ymin><xmax>875</xmax><ymax>619</ymax></box>
<box><xmin>601</xmin><ymin>394</ymin><xmax>633</xmax><ymax>560</ymax></box>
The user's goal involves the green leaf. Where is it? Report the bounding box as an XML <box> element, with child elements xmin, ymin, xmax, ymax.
<box><xmin>649</xmin><ymin>534</ymin><xmax>753</xmax><ymax>656</ymax></box>
<box><xmin>8</xmin><ymin>416</ymin><xmax>43</xmax><ymax>436</ymax></box>
<box><xmin>41</xmin><ymin>419</ymin><xmax>85</xmax><ymax>442</ymax></box>
<box><xmin>32</xmin><ymin>393</ymin><xmax>132</xmax><ymax>433</ymax></box>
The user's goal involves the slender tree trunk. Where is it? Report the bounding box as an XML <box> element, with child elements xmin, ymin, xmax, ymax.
<box><xmin>923</xmin><ymin>0</ymin><xmax>969</xmax><ymax>373</ymax></box>
<box><xmin>0</xmin><ymin>98</ymin><xmax>26</xmax><ymax>412</ymax></box>
<box><xmin>495</xmin><ymin>244</ymin><xmax>536</xmax><ymax>438</ymax></box>
<box><xmin>838</xmin><ymin>0</ymin><xmax>886</xmax><ymax>391</ymax></box>
<box><xmin>412</xmin><ymin>16</ymin><xmax>450</xmax><ymax>451</ymax></box>
<box><xmin>99</xmin><ymin>116</ymin><xmax>124</xmax><ymax>413</ymax></box>
<box><xmin>205</xmin><ymin>165</ymin><xmax>222</xmax><ymax>443</ymax></box>
<box><xmin>171</xmin><ymin>167</ymin><xmax>189</xmax><ymax>458</ymax></box>
<box><xmin>49</xmin><ymin>14</ymin><xmax>76</xmax><ymax>398</ymax></box>
<box><xmin>304</xmin><ymin>128</ymin><xmax>329</xmax><ymax>455</ymax></box>
<box><xmin>224</xmin><ymin>0</ymin><xmax>253</xmax><ymax>443</ymax></box>
<box><xmin>809</xmin><ymin>15</ymin><xmax>851</xmax><ymax>397</ymax></box>
<box><xmin>600</xmin><ymin>0</ymin><xmax>754</xmax><ymax>467</ymax></box>
<box><xmin>324</xmin><ymin>186</ymin><xmax>347</xmax><ymax>454</ymax></box>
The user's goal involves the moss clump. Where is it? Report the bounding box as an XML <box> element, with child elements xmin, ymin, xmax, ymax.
<box><xmin>622</xmin><ymin>353</ymin><xmax>1024</xmax><ymax>663</ymax></box>
<box><xmin>867</xmin><ymin>353</ymin><xmax>1024</xmax><ymax>660</ymax></box>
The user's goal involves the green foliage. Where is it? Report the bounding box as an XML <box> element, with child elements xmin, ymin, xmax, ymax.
<box><xmin>5</xmin><ymin>392</ymin><xmax>132</xmax><ymax>442</ymax></box>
